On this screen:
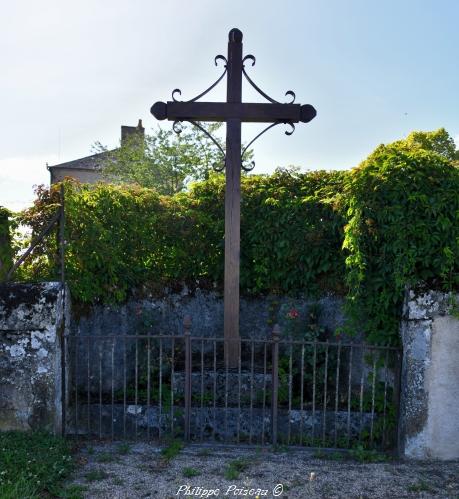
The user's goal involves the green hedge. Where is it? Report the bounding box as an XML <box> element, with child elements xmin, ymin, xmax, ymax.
<box><xmin>19</xmin><ymin>170</ymin><xmax>347</xmax><ymax>303</ymax></box>
<box><xmin>342</xmin><ymin>145</ymin><xmax>459</xmax><ymax>343</ymax></box>
<box><xmin>17</xmin><ymin>133</ymin><xmax>459</xmax><ymax>345</ymax></box>
<box><xmin>0</xmin><ymin>207</ymin><xmax>13</xmax><ymax>280</ymax></box>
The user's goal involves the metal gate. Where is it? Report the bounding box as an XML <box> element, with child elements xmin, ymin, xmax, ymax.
<box><xmin>63</xmin><ymin>318</ymin><xmax>401</xmax><ymax>452</ymax></box>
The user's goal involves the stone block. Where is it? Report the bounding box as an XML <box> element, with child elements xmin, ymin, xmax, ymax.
<box><xmin>399</xmin><ymin>290</ymin><xmax>459</xmax><ymax>460</ymax></box>
<box><xmin>0</xmin><ymin>282</ymin><xmax>67</xmax><ymax>433</ymax></box>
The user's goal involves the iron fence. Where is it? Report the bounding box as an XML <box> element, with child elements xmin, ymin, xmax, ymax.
<box><xmin>64</xmin><ymin>317</ymin><xmax>401</xmax><ymax>452</ymax></box>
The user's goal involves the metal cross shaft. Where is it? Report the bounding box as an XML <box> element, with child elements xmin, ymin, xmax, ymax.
<box><xmin>151</xmin><ymin>28</ymin><xmax>316</xmax><ymax>367</ymax></box>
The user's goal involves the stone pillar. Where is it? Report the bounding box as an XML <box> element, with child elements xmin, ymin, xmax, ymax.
<box><xmin>399</xmin><ymin>289</ymin><xmax>459</xmax><ymax>460</ymax></box>
<box><xmin>0</xmin><ymin>282</ymin><xmax>69</xmax><ymax>434</ymax></box>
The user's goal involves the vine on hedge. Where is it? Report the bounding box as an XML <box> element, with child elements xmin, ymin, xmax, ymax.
<box><xmin>341</xmin><ymin>144</ymin><xmax>459</xmax><ymax>344</ymax></box>
<box><xmin>18</xmin><ymin>170</ymin><xmax>347</xmax><ymax>304</ymax></box>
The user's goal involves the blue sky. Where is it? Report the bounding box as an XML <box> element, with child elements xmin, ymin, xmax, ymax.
<box><xmin>1</xmin><ymin>0</ymin><xmax>458</xmax><ymax>210</ymax></box>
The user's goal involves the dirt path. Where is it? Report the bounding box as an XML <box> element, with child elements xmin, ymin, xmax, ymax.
<box><xmin>65</xmin><ymin>442</ymin><xmax>459</xmax><ymax>498</ymax></box>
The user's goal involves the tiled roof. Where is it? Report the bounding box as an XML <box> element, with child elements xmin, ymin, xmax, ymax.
<box><xmin>47</xmin><ymin>150</ymin><xmax>114</xmax><ymax>171</ymax></box>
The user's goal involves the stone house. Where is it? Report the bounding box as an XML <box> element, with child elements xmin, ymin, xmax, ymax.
<box><xmin>47</xmin><ymin>120</ymin><xmax>144</xmax><ymax>184</ymax></box>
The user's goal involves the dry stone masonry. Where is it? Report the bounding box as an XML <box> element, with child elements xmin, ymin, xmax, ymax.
<box><xmin>0</xmin><ymin>283</ymin><xmax>66</xmax><ymax>433</ymax></box>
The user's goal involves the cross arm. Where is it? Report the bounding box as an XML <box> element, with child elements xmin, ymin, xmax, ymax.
<box><xmin>151</xmin><ymin>101</ymin><xmax>316</xmax><ymax>124</ymax></box>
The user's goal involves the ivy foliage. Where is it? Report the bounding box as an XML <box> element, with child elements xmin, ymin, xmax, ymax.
<box><xmin>0</xmin><ymin>206</ymin><xmax>13</xmax><ymax>280</ymax></box>
<box><xmin>239</xmin><ymin>169</ymin><xmax>346</xmax><ymax>294</ymax></box>
<box><xmin>18</xmin><ymin>169</ymin><xmax>346</xmax><ymax>303</ymax></box>
<box><xmin>342</xmin><ymin>135</ymin><xmax>459</xmax><ymax>344</ymax></box>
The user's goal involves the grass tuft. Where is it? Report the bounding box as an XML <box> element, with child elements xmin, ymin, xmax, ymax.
<box><xmin>224</xmin><ymin>458</ymin><xmax>251</xmax><ymax>480</ymax></box>
<box><xmin>84</xmin><ymin>469</ymin><xmax>109</xmax><ymax>482</ymax></box>
<box><xmin>349</xmin><ymin>444</ymin><xmax>390</xmax><ymax>463</ymax></box>
<box><xmin>183</xmin><ymin>467</ymin><xmax>201</xmax><ymax>478</ymax></box>
<box><xmin>161</xmin><ymin>439</ymin><xmax>184</xmax><ymax>461</ymax></box>
<box><xmin>96</xmin><ymin>452</ymin><xmax>117</xmax><ymax>463</ymax></box>
<box><xmin>117</xmin><ymin>443</ymin><xmax>131</xmax><ymax>455</ymax></box>
<box><xmin>407</xmin><ymin>480</ymin><xmax>432</xmax><ymax>492</ymax></box>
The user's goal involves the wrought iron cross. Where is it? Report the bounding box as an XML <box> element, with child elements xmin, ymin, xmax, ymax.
<box><xmin>151</xmin><ymin>28</ymin><xmax>316</xmax><ymax>366</ymax></box>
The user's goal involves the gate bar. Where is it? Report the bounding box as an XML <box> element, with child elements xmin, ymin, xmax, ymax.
<box><xmin>184</xmin><ymin>315</ymin><xmax>192</xmax><ymax>440</ymax></box>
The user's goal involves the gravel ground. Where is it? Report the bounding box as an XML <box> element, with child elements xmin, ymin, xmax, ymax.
<box><xmin>66</xmin><ymin>441</ymin><xmax>459</xmax><ymax>498</ymax></box>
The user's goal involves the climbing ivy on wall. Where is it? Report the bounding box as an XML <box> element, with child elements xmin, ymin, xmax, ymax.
<box><xmin>0</xmin><ymin>207</ymin><xmax>13</xmax><ymax>280</ymax></box>
<box><xmin>14</xmin><ymin>129</ymin><xmax>459</xmax><ymax>345</ymax></box>
<box><xmin>342</xmin><ymin>144</ymin><xmax>459</xmax><ymax>344</ymax></box>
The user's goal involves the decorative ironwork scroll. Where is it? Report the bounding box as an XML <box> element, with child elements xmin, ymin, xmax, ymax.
<box><xmin>169</xmin><ymin>54</ymin><xmax>227</xmax><ymax>172</ymax></box>
<box><xmin>151</xmin><ymin>28</ymin><xmax>316</xmax><ymax>368</ymax></box>
<box><xmin>171</xmin><ymin>55</ymin><xmax>228</xmax><ymax>103</ymax></box>
<box><xmin>242</xmin><ymin>55</ymin><xmax>296</xmax><ymax>104</ymax></box>
<box><xmin>158</xmin><ymin>47</ymin><xmax>313</xmax><ymax>173</ymax></box>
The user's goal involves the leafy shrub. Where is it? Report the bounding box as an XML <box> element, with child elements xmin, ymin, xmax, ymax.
<box><xmin>18</xmin><ymin>170</ymin><xmax>347</xmax><ymax>303</ymax></box>
<box><xmin>342</xmin><ymin>143</ymin><xmax>459</xmax><ymax>343</ymax></box>
<box><xmin>0</xmin><ymin>207</ymin><xmax>13</xmax><ymax>280</ymax></box>
<box><xmin>239</xmin><ymin>169</ymin><xmax>347</xmax><ymax>294</ymax></box>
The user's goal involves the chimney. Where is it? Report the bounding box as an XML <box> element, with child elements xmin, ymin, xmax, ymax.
<box><xmin>121</xmin><ymin>119</ymin><xmax>145</xmax><ymax>146</ymax></box>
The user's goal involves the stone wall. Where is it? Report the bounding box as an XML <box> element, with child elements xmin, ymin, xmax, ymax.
<box><xmin>4</xmin><ymin>282</ymin><xmax>458</xmax><ymax>460</ymax></box>
<box><xmin>399</xmin><ymin>289</ymin><xmax>459</xmax><ymax>460</ymax></box>
<box><xmin>70</xmin><ymin>289</ymin><xmax>350</xmax><ymax>391</ymax></box>
<box><xmin>0</xmin><ymin>282</ymin><xmax>67</xmax><ymax>433</ymax></box>
<box><xmin>72</xmin><ymin>288</ymin><xmax>345</xmax><ymax>340</ymax></box>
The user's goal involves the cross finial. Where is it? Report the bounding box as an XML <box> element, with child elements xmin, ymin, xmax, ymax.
<box><xmin>229</xmin><ymin>28</ymin><xmax>243</xmax><ymax>42</ymax></box>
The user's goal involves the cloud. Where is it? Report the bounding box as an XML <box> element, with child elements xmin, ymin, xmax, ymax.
<box><xmin>0</xmin><ymin>155</ymin><xmax>57</xmax><ymax>210</ymax></box>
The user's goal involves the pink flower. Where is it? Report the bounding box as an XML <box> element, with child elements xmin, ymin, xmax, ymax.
<box><xmin>286</xmin><ymin>308</ymin><xmax>299</xmax><ymax>320</ymax></box>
